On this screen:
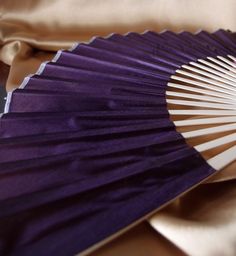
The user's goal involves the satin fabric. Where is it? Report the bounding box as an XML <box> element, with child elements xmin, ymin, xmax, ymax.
<box><xmin>88</xmin><ymin>223</ymin><xmax>185</xmax><ymax>256</ymax></box>
<box><xmin>0</xmin><ymin>1</ymin><xmax>236</xmax><ymax>256</ymax></box>
<box><xmin>0</xmin><ymin>0</ymin><xmax>236</xmax><ymax>91</ymax></box>
<box><xmin>150</xmin><ymin>180</ymin><xmax>236</xmax><ymax>256</ymax></box>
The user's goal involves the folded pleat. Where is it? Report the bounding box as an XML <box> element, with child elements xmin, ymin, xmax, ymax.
<box><xmin>0</xmin><ymin>30</ymin><xmax>235</xmax><ymax>255</ymax></box>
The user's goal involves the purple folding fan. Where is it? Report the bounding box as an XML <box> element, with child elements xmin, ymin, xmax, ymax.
<box><xmin>0</xmin><ymin>29</ymin><xmax>235</xmax><ymax>256</ymax></box>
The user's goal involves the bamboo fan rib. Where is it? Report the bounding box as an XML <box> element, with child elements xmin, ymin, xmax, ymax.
<box><xmin>167</xmin><ymin>55</ymin><xmax>236</xmax><ymax>167</ymax></box>
<box><xmin>0</xmin><ymin>30</ymin><xmax>235</xmax><ymax>256</ymax></box>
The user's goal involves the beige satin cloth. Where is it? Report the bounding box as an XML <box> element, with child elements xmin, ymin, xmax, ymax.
<box><xmin>0</xmin><ymin>1</ymin><xmax>236</xmax><ymax>255</ymax></box>
<box><xmin>150</xmin><ymin>180</ymin><xmax>236</xmax><ymax>256</ymax></box>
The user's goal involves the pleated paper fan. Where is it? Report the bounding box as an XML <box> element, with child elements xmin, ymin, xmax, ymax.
<box><xmin>0</xmin><ymin>30</ymin><xmax>235</xmax><ymax>256</ymax></box>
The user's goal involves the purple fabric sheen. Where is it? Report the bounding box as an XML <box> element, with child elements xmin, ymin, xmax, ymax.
<box><xmin>142</xmin><ymin>30</ymin><xmax>233</xmax><ymax>56</ymax></box>
<box><xmin>0</xmin><ymin>109</ymin><xmax>167</xmax><ymax>135</ymax></box>
<box><xmin>137</xmin><ymin>30</ymin><xmax>232</xmax><ymax>58</ymax></box>
<box><xmin>194</xmin><ymin>31</ymin><xmax>234</xmax><ymax>55</ymax></box>
<box><xmin>87</xmin><ymin>37</ymin><xmax>184</xmax><ymax>67</ymax></box>
<box><xmin>0</xmin><ymin>121</ymin><xmax>177</xmax><ymax>163</ymax></box>
<box><xmin>106</xmin><ymin>34</ymin><xmax>192</xmax><ymax>63</ymax></box>
<box><xmin>119</xmin><ymin>32</ymin><xmax>210</xmax><ymax>61</ymax></box>
<box><xmin>0</xmin><ymin>134</ymin><xmax>215</xmax><ymax>256</ymax></box>
<box><xmin>8</xmin><ymin>88</ymin><xmax>166</xmax><ymax>113</ymax></box>
<box><xmin>34</xmin><ymin>63</ymin><xmax>168</xmax><ymax>86</ymax></box>
<box><xmin>177</xmin><ymin>31</ymin><xmax>222</xmax><ymax>55</ymax></box>
<box><xmin>64</xmin><ymin>44</ymin><xmax>177</xmax><ymax>74</ymax></box>
<box><xmin>1</xmin><ymin>30</ymin><xmax>236</xmax><ymax>255</ymax></box>
<box><xmin>159</xmin><ymin>31</ymin><xmax>224</xmax><ymax>56</ymax></box>
<box><xmin>211</xmin><ymin>30</ymin><xmax>236</xmax><ymax>51</ymax></box>
<box><xmin>21</xmin><ymin>76</ymin><xmax>167</xmax><ymax>96</ymax></box>
<box><xmin>213</xmin><ymin>30</ymin><xmax>236</xmax><ymax>51</ymax></box>
<box><xmin>1</xmin><ymin>150</ymin><xmax>214</xmax><ymax>256</ymax></box>
<box><xmin>125</xmin><ymin>32</ymin><xmax>204</xmax><ymax>60</ymax></box>
<box><xmin>77</xmin><ymin>39</ymin><xmax>180</xmax><ymax>68</ymax></box>
<box><xmin>0</xmin><ymin>114</ymin><xmax>172</xmax><ymax>137</ymax></box>
<box><xmin>196</xmin><ymin>30</ymin><xmax>235</xmax><ymax>54</ymax></box>
<box><xmin>56</xmin><ymin>50</ymin><xmax>176</xmax><ymax>76</ymax></box>
<box><xmin>50</xmin><ymin>52</ymin><xmax>173</xmax><ymax>80</ymax></box>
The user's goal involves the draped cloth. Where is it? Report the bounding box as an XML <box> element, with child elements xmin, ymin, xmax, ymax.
<box><xmin>0</xmin><ymin>1</ymin><xmax>236</xmax><ymax>255</ymax></box>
